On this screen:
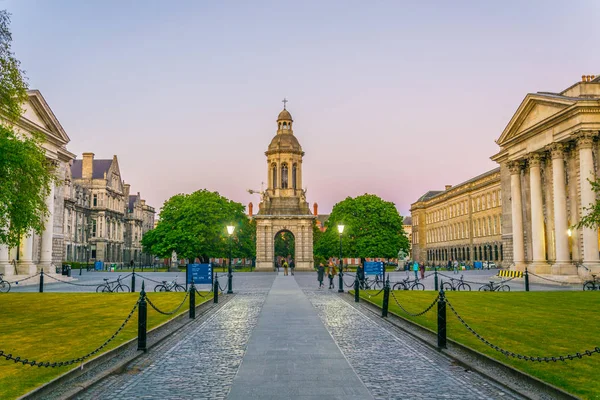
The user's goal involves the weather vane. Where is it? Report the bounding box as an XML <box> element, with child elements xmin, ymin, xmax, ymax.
<box><xmin>282</xmin><ymin>98</ymin><xmax>288</xmax><ymax>109</ymax></box>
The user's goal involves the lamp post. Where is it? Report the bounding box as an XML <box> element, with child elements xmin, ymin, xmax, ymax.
<box><xmin>227</xmin><ymin>225</ymin><xmax>235</xmax><ymax>294</ymax></box>
<box><xmin>337</xmin><ymin>224</ymin><xmax>344</xmax><ymax>293</ymax></box>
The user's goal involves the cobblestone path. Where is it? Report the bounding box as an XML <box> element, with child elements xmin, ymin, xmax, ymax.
<box><xmin>304</xmin><ymin>286</ymin><xmax>523</xmax><ymax>399</ymax></box>
<box><xmin>77</xmin><ymin>291</ymin><xmax>269</xmax><ymax>400</ymax></box>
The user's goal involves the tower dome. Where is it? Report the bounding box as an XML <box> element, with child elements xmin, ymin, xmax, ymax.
<box><xmin>277</xmin><ymin>109</ymin><xmax>293</xmax><ymax>121</ymax></box>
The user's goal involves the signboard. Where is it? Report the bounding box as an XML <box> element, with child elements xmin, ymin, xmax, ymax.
<box><xmin>364</xmin><ymin>261</ymin><xmax>384</xmax><ymax>276</ymax></box>
<box><xmin>187</xmin><ymin>263</ymin><xmax>212</xmax><ymax>285</ymax></box>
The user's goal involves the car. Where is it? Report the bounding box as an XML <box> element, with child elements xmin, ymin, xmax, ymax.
<box><xmin>482</xmin><ymin>261</ymin><xmax>497</xmax><ymax>269</ymax></box>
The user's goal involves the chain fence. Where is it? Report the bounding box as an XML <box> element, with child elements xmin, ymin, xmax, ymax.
<box><xmin>0</xmin><ymin>299</ymin><xmax>139</xmax><ymax>367</ymax></box>
<box><xmin>528</xmin><ymin>272</ymin><xmax>575</xmax><ymax>285</ymax></box>
<box><xmin>45</xmin><ymin>273</ymin><xmax>132</xmax><ymax>287</ymax></box>
<box><xmin>5</xmin><ymin>273</ymin><xmax>40</xmax><ymax>284</ymax></box>
<box><xmin>135</xmin><ymin>273</ymin><xmax>168</xmax><ymax>285</ymax></box>
<box><xmin>445</xmin><ymin>298</ymin><xmax>600</xmax><ymax>362</ymax></box>
<box><xmin>390</xmin><ymin>291</ymin><xmax>439</xmax><ymax>317</ymax></box>
<box><xmin>146</xmin><ymin>292</ymin><xmax>190</xmax><ymax>316</ymax></box>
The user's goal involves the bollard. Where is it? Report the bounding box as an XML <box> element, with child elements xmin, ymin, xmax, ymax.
<box><xmin>525</xmin><ymin>268</ymin><xmax>530</xmax><ymax>292</ymax></box>
<box><xmin>137</xmin><ymin>282</ymin><xmax>147</xmax><ymax>352</ymax></box>
<box><xmin>382</xmin><ymin>277</ymin><xmax>390</xmax><ymax>317</ymax></box>
<box><xmin>213</xmin><ymin>275</ymin><xmax>219</xmax><ymax>304</ymax></box>
<box><xmin>338</xmin><ymin>266</ymin><xmax>344</xmax><ymax>293</ymax></box>
<box><xmin>189</xmin><ymin>280</ymin><xmax>196</xmax><ymax>319</ymax></box>
<box><xmin>39</xmin><ymin>269</ymin><xmax>44</xmax><ymax>293</ymax></box>
<box><xmin>131</xmin><ymin>271</ymin><xmax>136</xmax><ymax>293</ymax></box>
<box><xmin>434</xmin><ymin>269</ymin><xmax>439</xmax><ymax>291</ymax></box>
<box><xmin>354</xmin><ymin>274</ymin><xmax>360</xmax><ymax>303</ymax></box>
<box><xmin>227</xmin><ymin>268</ymin><xmax>233</xmax><ymax>294</ymax></box>
<box><xmin>437</xmin><ymin>288</ymin><xmax>447</xmax><ymax>349</ymax></box>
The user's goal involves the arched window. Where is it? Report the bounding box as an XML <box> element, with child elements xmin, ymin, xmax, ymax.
<box><xmin>272</xmin><ymin>164</ymin><xmax>277</xmax><ymax>188</ymax></box>
<box><xmin>292</xmin><ymin>163</ymin><xmax>297</xmax><ymax>189</ymax></box>
<box><xmin>281</xmin><ymin>163</ymin><xmax>288</xmax><ymax>189</ymax></box>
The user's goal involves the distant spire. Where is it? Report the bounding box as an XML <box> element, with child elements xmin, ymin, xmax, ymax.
<box><xmin>282</xmin><ymin>97</ymin><xmax>288</xmax><ymax>109</ymax></box>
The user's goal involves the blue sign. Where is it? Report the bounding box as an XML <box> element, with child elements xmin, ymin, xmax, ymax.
<box><xmin>187</xmin><ymin>263</ymin><xmax>212</xmax><ymax>285</ymax></box>
<box><xmin>364</xmin><ymin>261</ymin><xmax>384</xmax><ymax>276</ymax></box>
<box><xmin>94</xmin><ymin>261</ymin><xmax>104</xmax><ymax>271</ymax></box>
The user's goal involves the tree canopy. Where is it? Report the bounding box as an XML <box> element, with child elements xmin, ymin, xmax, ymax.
<box><xmin>575</xmin><ymin>178</ymin><xmax>600</xmax><ymax>230</ymax></box>
<box><xmin>0</xmin><ymin>10</ymin><xmax>57</xmax><ymax>247</ymax></box>
<box><xmin>313</xmin><ymin>194</ymin><xmax>409</xmax><ymax>259</ymax></box>
<box><xmin>141</xmin><ymin>190</ymin><xmax>255</xmax><ymax>262</ymax></box>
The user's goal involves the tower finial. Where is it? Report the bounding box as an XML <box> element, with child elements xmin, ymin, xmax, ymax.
<box><xmin>282</xmin><ymin>98</ymin><xmax>288</xmax><ymax>109</ymax></box>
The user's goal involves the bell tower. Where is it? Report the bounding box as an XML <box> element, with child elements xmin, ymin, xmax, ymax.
<box><xmin>254</xmin><ymin>102</ymin><xmax>315</xmax><ymax>271</ymax></box>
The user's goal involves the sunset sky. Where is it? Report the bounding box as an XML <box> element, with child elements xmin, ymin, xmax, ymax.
<box><xmin>4</xmin><ymin>0</ymin><xmax>600</xmax><ymax>217</ymax></box>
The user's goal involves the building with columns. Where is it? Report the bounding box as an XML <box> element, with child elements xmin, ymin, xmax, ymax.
<box><xmin>410</xmin><ymin>169</ymin><xmax>502</xmax><ymax>266</ymax></box>
<box><xmin>493</xmin><ymin>75</ymin><xmax>600</xmax><ymax>277</ymax></box>
<box><xmin>0</xmin><ymin>90</ymin><xmax>75</xmax><ymax>276</ymax></box>
<box><xmin>254</xmin><ymin>105</ymin><xmax>316</xmax><ymax>271</ymax></box>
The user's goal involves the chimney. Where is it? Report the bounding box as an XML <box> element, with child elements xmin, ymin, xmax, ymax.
<box><xmin>445</xmin><ymin>185</ymin><xmax>452</xmax><ymax>191</ymax></box>
<box><xmin>82</xmin><ymin>152</ymin><xmax>94</xmax><ymax>179</ymax></box>
<box><xmin>582</xmin><ymin>75</ymin><xmax>586</xmax><ymax>82</ymax></box>
<box><xmin>248</xmin><ymin>202</ymin><xmax>253</xmax><ymax>216</ymax></box>
<box><xmin>313</xmin><ymin>202</ymin><xmax>318</xmax><ymax>216</ymax></box>
<box><xmin>123</xmin><ymin>183</ymin><xmax>130</xmax><ymax>199</ymax></box>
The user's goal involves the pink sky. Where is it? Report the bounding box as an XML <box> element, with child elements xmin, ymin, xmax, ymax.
<box><xmin>5</xmin><ymin>1</ymin><xmax>600</xmax><ymax>216</ymax></box>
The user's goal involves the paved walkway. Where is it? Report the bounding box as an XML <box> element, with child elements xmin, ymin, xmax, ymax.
<box><xmin>228</xmin><ymin>274</ymin><xmax>372</xmax><ymax>399</ymax></box>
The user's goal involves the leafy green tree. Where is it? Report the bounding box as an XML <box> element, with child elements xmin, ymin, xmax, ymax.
<box><xmin>274</xmin><ymin>231</ymin><xmax>295</xmax><ymax>259</ymax></box>
<box><xmin>314</xmin><ymin>194</ymin><xmax>409</xmax><ymax>259</ymax></box>
<box><xmin>0</xmin><ymin>11</ymin><xmax>57</xmax><ymax>247</ymax></box>
<box><xmin>575</xmin><ymin>179</ymin><xmax>600</xmax><ymax>230</ymax></box>
<box><xmin>142</xmin><ymin>190</ymin><xmax>256</xmax><ymax>262</ymax></box>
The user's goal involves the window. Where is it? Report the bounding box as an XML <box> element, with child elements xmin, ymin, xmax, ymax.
<box><xmin>492</xmin><ymin>192</ymin><xmax>497</xmax><ymax>207</ymax></box>
<box><xmin>292</xmin><ymin>163</ymin><xmax>297</xmax><ymax>189</ymax></box>
<box><xmin>498</xmin><ymin>190</ymin><xmax>502</xmax><ymax>206</ymax></box>
<box><xmin>281</xmin><ymin>163</ymin><xmax>288</xmax><ymax>189</ymax></box>
<box><xmin>477</xmin><ymin>198</ymin><xmax>480</xmax><ymax>211</ymax></box>
<box><xmin>272</xmin><ymin>164</ymin><xmax>277</xmax><ymax>188</ymax></box>
<box><xmin>93</xmin><ymin>194</ymin><xmax>98</xmax><ymax>207</ymax></box>
<box><xmin>92</xmin><ymin>220</ymin><xmax>97</xmax><ymax>237</ymax></box>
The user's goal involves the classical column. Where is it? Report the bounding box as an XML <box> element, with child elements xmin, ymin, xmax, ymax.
<box><xmin>0</xmin><ymin>244</ymin><xmax>12</xmax><ymax>276</ymax></box>
<box><xmin>528</xmin><ymin>153</ymin><xmax>548</xmax><ymax>272</ymax></box>
<box><xmin>577</xmin><ymin>132</ymin><xmax>600</xmax><ymax>268</ymax></box>
<box><xmin>18</xmin><ymin>231</ymin><xmax>36</xmax><ymax>275</ymax></box>
<box><xmin>508</xmin><ymin>161</ymin><xmax>525</xmax><ymax>269</ymax></box>
<box><xmin>549</xmin><ymin>144</ymin><xmax>576</xmax><ymax>274</ymax></box>
<box><xmin>39</xmin><ymin>183</ymin><xmax>56</xmax><ymax>271</ymax></box>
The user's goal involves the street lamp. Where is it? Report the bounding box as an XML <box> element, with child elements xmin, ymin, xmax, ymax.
<box><xmin>227</xmin><ymin>225</ymin><xmax>235</xmax><ymax>294</ymax></box>
<box><xmin>337</xmin><ymin>224</ymin><xmax>344</xmax><ymax>293</ymax></box>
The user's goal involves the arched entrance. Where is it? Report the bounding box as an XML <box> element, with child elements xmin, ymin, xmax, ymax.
<box><xmin>274</xmin><ymin>230</ymin><xmax>295</xmax><ymax>266</ymax></box>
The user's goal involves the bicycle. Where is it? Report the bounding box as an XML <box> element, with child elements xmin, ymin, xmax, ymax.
<box><xmin>96</xmin><ymin>276</ymin><xmax>130</xmax><ymax>292</ymax></box>
<box><xmin>154</xmin><ymin>278</ymin><xmax>185</xmax><ymax>292</ymax></box>
<box><xmin>441</xmin><ymin>275</ymin><xmax>471</xmax><ymax>291</ymax></box>
<box><xmin>0</xmin><ymin>274</ymin><xmax>11</xmax><ymax>293</ymax></box>
<box><xmin>583</xmin><ymin>274</ymin><xmax>600</xmax><ymax>291</ymax></box>
<box><xmin>362</xmin><ymin>275</ymin><xmax>383</xmax><ymax>290</ymax></box>
<box><xmin>478</xmin><ymin>280</ymin><xmax>510</xmax><ymax>292</ymax></box>
<box><xmin>393</xmin><ymin>277</ymin><xmax>425</xmax><ymax>291</ymax></box>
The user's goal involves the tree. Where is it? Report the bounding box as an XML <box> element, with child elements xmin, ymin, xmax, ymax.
<box><xmin>575</xmin><ymin>178</ymin><xmax>600</xmax><ymax>230</ymax></box>
<box><xmin>274</xmin><ymin>231</ymin><xmax>295</xmax><ymax>259</ymax></box>
<box><xmin>141</xmin><ymin>190</ymin><xmax>256</xmax><ymax>262</ymax></box>
<box><xmin>0</xmin><ymin>11</ymin><xmax>57</xmax><ymax>247</ymax></box>
<box><xmin>314</xmin><ymin>194</ymin><xmax>409</xmax><ymax>259</ymax></box>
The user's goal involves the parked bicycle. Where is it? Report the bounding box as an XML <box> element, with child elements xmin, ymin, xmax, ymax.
<box><xmin>441</xmin><ymin>275</ymin><xmax>471</xmax><ymax>291</ymax></box>
<box><xmin>362</xmin><ymin>275</ymin><xmax>383</xmax><ymax>290</ymax></box>
<box><xmin>393</xmin><ymin>277</ymin><xmax>425</xmax><ymax>291</ymax></box>
<box><xmin>0</xmin><ymin>274</ymin><xmax>11</xmax><ymax>293</ymax></box>
<box><xmin>478</xmin><ymin>280</ymin><xmax>510</xmax><ymax>292</ymax></box>
<box><xmin>583</xmin><ymin>274</ymin><xmax>600</xmax><ymax>291</ymax></box>
<box><xmin>154</xmin><ymin>278</ymin><xmax>185</xmax><ymax>292</ymax></box>
<box><xmin>96</xmin><ymin>276</ymin><xmax>130</xmax><ymax>293</ymax></box>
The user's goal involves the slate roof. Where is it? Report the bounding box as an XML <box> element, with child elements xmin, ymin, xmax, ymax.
<box><xmin>71</xmin><ymin>159</ymin><xmax>112</xmax><ymax>179</ymax></box>
<box><xmin>403</xmin><ymin>216</ymin><xmax>412</xmax><ymax>225</ymax></box>
<box><xmin>416</xmin><ymin>191</ymin><xmax>443</xmax><ymax>202</ymax></box>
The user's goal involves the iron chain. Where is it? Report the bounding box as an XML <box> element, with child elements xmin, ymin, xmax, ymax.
<box><xmin>390</xmin><ymin>291</ymin><xmax>439</xmax><ymax>317</ymax></box>
<box><xmin>146</xmin><ymin>292</ymin><xmax>189</xmax><ymax>316</ymax></box>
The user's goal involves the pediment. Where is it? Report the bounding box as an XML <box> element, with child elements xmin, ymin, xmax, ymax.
<box><xmin>496</xmin><ymin>94</ymin><xmax>575</xmax><ymax>146</ymax></box>
<box><xmin>20</xmin><ymin>90</ymin><xmax>70</xmax><ymax>145</ymax></box>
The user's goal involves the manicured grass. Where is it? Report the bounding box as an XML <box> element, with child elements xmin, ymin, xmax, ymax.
<box><xmin>359</xmin><ymin>290</ymin><xmax>600</xmax><ymax>399</ymax></box>
<box><xmin>0</xmin><ymin>291</ymin><xmax>209</xmax><ymax>399</ymax></box>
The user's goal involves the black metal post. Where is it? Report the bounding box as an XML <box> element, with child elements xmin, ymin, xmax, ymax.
<box><xmin>354</xmin><ymin>274</ymin><xmax>360</xmax><ymax>302</ymax></box>
<box><xmin>213</xmin><ymin>274</ymin><xmax>219</xmax><ymax>304</ymax></box>
<box><xmin>437</xmin><ymin>288</ymin><xmax>447</xmax><ymax>349</ymax></box>
<box><xmin>382</xmin><ymin>277</ymin><xmax>390</xmax><ymax>317</ymax></box>
<box><xmin>39</xmin><ymin>269</ymin><xmax>44</xmax><ymax>293</ymax></box>
<box><xmin>434</xmin><ymin>268</ymin><xmax>439</xmax><ymax>291</ymax></box>
<box><xmin>227</xmin><ymin>236</ymin><xmax>233</xmax><ymax>294</ymax></box>
<box><xmin>131</xmin><ymin>271</ymin><xmax>136</xmax><ymax>293</ymax></box>
<box><xmin>338</xmin><ymin>233</ymin><xmax>344</xmax><ymax>293</ymax></box>
<box><xmin>137</xmin><ymin>282</ymin><xmax>147</xmax><ymax>351</ymax></box>
<box><xmin>189</xmin><ymin>279</ymin><xmax>196</xmax><ymax>319</ymax></box>
<box><xmin>524</xmin><ymin>268</ymin><xmax>530</xmax><ymax>292</ymax></box>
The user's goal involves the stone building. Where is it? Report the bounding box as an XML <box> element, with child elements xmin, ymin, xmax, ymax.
<box><xmin>411</xmin><ymin>169</ymin><xmax>502</xmax><ymax>266</ymax></box>
<box><xmin>402</xmin><ymin>216</ymin><xmax>413</xmax><ymax>257</ymax></box>
<box><xmin>254</xmin><ymin>105</ymin><xmax>316</xmax><ymax>271</ymax></box>
<box><xmin>124</xmin><ymin>188</ymin><xmax>155</xmax><ymax>266</ymax></box>
<box><xmin>493</xmin><ymin>75</ymin><xmax>600</xmax><ymax>276</ymax></box>
<box><xmin>0</xmin><ymin>90</ymin><xmax>75</xmax><ymax>275</ymax></box>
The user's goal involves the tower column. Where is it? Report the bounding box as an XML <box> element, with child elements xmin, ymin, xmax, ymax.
<box><xmin>528</xmin><ymin>153</ymin><xmax>548</xmax><ymax>273</ymax></box>
<box><xmin>0</xmin><ymin>244</ymin><xmax>12</xmax><ymax>276</ymax></box>
<box><xmin>508</xmin><ymin>161</ymin><xmax>525</xmax><ymax>270</ymax></box>
<box><xmin>577</xmin><ymin>132</ymin><xmax>600</xmax><ymax>272</ymax></box>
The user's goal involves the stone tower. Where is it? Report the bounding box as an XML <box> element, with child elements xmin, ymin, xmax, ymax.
<box><xmin>254</xmin><ymin>105</ymin><xmax>315</xmax><ymax>271</ymax></box>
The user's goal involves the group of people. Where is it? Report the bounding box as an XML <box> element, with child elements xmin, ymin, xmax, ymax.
<box><xmin>316</xmin><ymin>261</ymin><xmax>339</xmax><ymax>289</ymax></box>
<box><xmin>276</xmin><ymin>256</ymin><xmax>295</xmax><ymax>276</ymax></box>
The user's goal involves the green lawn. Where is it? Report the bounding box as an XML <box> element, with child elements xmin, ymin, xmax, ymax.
<box><xmin>0</xmin><ymin>292</ymin><xmax>209</xmax><ymax>399</ymax></box>
<box><xmin>359</xmin><ymin>290</ymin><xmax>600</xmax><ymax>400</ymax></box>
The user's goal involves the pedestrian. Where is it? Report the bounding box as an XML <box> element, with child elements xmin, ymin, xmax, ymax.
<box><xmin>412</xmin><ymin>261</ymin><xmax>419</xmax><ymax>280</ymax></box>
<box><xmin>453</xmin><ymin>260</ymin><xmax>459</xmax><ymax>274</ymax></box>
<box><xmin>290</xmin><ymin>258</ymin><xmax>295</xmax><ymax>275</ymax></box>
<box><xmin>357</xmin><ymin>260</ymin><xmax>365</xmax><ymax>289</ymax></box>
<box><xmin>283</xmin><ymin>259</ymin><xmax>289</xmax><ymax>276</ymax></box>
<box><xmin>130</xmin><ymin>259</ymin><xmax>134</xmax><ymax>270</ymax></box>
<box><xmin>327</xmin><ymin>262</ymin><xmax>336</xmax><ymax>289</ymax></box>
<box><xmin>317</xmin><ymin>262</ymin><xmax>325</xmax><ymax>288</ymax></box>
<box><xmin>419</xmin><ymin>263</ymin><xmax>425</xmax><ymax>280</ymax></box>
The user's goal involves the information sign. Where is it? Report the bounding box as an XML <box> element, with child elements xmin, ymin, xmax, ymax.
<box><xmin>364</xmin><ymin>261</ymin><xmax>384</xmax><ymax>276</ymax></box>
<box><xmin>187</xmin><ymin>263</ymin><xmax>212</xmax><ymax>285</ymax></box>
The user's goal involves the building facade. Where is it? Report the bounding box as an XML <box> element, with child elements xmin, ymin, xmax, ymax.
<box><xmin>493</xmin><ymin>75</ymin><xmax>600</xmax><ymax>276</ymax></box>
<box><xmin>411</xmin><ymin>169</ymin><xmax>502</xmax><ymax>266</ymax></box>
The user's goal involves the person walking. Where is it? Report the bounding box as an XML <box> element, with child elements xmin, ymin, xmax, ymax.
<box><xmin>356</xmin><ymin>260</ymin><xmax>365</xmax><ymax>289</ymax></box>
<box><xmin>290</xmin><ymin>258</ymin><xmax>295</xmax><ymax>275</ymax></box>
<box><xmin>419</xmin><ymin>263</ymin><xmax>425</xmax><ymax>280</ymax></box>
<box><xmin>283</xmin><ymin>259</ymin><xmax>289</xmax><ymax>276</ymax></box>
<box><xmin>317</xmin><ymin>262</ymin><xmax>325</xmax><ymax>288</ymax></box>
<box><xmin>453</xmin><ymin>259</ymin><xmax>459</xmax><ymax>274</ymax></box>
<box><xmin>327</xmin><ymin>262</ymin><xmax>336</xmax><ymax>289</ymax></box>
<box><xmin>412</xmin><ymin>261</ymin><xmax>419</xmax><ymax>280</ymax></box>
